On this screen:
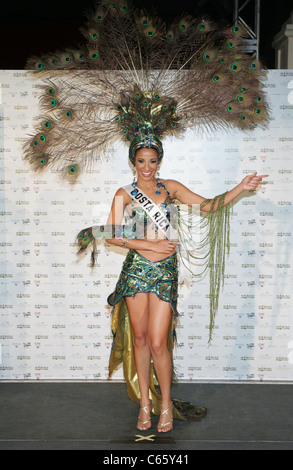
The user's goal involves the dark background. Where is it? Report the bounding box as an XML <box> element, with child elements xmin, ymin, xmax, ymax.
<box><xmin>0</xmin><ymin>0</ymin><xmax>292</xmax><ymax>69</ymax></box>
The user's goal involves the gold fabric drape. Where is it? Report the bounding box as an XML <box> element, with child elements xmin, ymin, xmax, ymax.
<box><xmin>109</xmin><ymin>298</ymin><xmax>206</xmax><ymax>421</ymax></box>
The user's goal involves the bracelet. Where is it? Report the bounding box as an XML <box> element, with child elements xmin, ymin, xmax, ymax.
<box><xmin>119</xmin><ymin>238</ymin><xmax>129</xmax><ymax>248</ymax></box>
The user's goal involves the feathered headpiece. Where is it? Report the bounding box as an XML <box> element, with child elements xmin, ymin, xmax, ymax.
<box><xmin>24</xmin><ymin>0</ymin><xmax>269</xmax><ymax>181</ymax></box>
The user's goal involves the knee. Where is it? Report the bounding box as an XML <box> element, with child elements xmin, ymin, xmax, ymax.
<box><xmin>149</xmin><ymin>338</ymin><xmax>167</xmax><ymax>357</ymax></box>
<box><xmin>134</xmin><ymin>332</ymin><xmax>148</xmax><ymax>349</ymax></box>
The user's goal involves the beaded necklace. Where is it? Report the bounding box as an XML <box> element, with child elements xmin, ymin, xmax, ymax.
<box><xmin>131</xmin><ymin>178</ymin><xmax>168</xmax><ymax>196</ymax></box>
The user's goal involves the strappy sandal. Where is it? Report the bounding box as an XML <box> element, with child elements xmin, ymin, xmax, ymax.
<box><xmin>157</xmin><ymin>405</ymin><xmax>173</xmax><ymax>433</ymax></box>
<box><xmin>137</xmin><ymin>403</ymin><xmax>152</xmax><ymax>431</ymax></box>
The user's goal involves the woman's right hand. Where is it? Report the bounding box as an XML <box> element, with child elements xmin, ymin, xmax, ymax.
<box><xmin>151</xmin><ymin>239</ymin><xmax>180</xmax><ymax>254</ymax></box>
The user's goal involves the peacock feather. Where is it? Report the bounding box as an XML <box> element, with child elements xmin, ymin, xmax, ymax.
<box><xmin>24</xmin><ymin>0</ymin><xmax>269</xmax><ymax>181</ymax></box>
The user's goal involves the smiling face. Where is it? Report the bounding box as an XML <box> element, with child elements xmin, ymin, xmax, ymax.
<box><xmin>134</xmin><ymin>148</ymin><xmax>159</xmax><ymax>182</ymax></box>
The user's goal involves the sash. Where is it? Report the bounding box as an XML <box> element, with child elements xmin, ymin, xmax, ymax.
<box><xmin>92</xmin><ymin>184</ymin><xmax>177</xmax><ymax>240</ymax></box>
<box><xmin>123</xmin><ymin>184</ymin><xmax>175</xmax><ymax>239</ymax></box>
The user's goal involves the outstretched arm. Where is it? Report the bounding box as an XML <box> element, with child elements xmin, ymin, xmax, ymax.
<box><xmin>167</xmin><ymin>173</ymin><xmax>269</xmax><ymax>212</ymax></box>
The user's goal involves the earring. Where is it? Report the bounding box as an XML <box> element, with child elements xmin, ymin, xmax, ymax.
<box><xmin>155</xmin><ymin>167</ymin><xmax>161</xmax><ymax>195</ymax></box>
<box><xmin>132</xmin><ymin>168</ymin><xmax>137</xmax><ymax>188</ymax></box>
<box><xmin>131</xmin><ymin>168</ymin><xmax>138</xmax><ymax>196</ymax></box>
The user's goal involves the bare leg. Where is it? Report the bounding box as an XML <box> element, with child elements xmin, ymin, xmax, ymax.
<box><xmin>148</xmin><ymin>293</ymin><xmax>173</xmax><ymax>432</ymax></box>
<box><xmin>125</xmin><ymin>293</ymin><xmax>151</xmax><ymax>430</ymax></box>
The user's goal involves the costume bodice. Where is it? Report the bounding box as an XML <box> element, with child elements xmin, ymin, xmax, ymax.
<box><xmin>124</xmin><ymin>182</ymin><xmax>174</xmax><ymax>238</ymax></box>
<box><xmin>129</xmin><ymin>195</ymin><xmax>173</xmax><ymax>221</ymax></box>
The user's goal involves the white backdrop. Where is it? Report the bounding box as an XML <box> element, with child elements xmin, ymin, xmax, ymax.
<box><xmin>0</xmin><ymin>70</ymin><xmax>293</xmax><ymax>382</ymax></box>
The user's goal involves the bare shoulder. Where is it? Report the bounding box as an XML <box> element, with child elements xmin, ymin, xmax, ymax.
<box><xmin>113</xmin><ymin>187</ymin><xmax>132</xmax><ymax>205</ymax></box>
<box><xmin>162</xmin><ymin>179</ymin><xmax>186</xmax><ymax>198</ymax></box>
<box><xmin>162</xmin><ymin>179</ymin><xmax>204</xmax><ymax>205</ymax></box>
<box><xmin>116</xmin><ymin>186</ymin><xmax>131</xmax><ymax>198</ymax></box>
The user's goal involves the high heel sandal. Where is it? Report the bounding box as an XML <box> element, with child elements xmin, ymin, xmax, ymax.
<box><xmin>157</xmin><ymin>406</ymin><xmax>173</xmax><ymax>433</ymax></box>
<box><xmin>137</xmin><ymin>403</ymin><xmax>152</xmax><ymax>431</ymax></box>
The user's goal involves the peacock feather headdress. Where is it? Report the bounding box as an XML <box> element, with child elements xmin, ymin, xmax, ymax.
<box><xmin>23</xmin><ymin>0</ymin><xmax>269</xmax><ymax>181</ymax></box>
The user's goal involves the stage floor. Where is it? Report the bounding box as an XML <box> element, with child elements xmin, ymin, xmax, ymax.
<box><xmin>0</xmin><ymin>382</ymin><xmax>292</xmax><ymax>450</ymax></box>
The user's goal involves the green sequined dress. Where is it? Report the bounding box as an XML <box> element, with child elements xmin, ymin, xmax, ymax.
<box><xmin>77</xmin><ymin>181</ymin><xmax>231</xmax><ymax>421</ymax></box>
<box><xmin>108</xmin><ymin>249</ymin><xmax>179</xmax><ymax>314</ymax></box>
<box><xmin>107</xmin><ymin>184</ymin><xmax>208</xmax><ymax>421</ymax></box>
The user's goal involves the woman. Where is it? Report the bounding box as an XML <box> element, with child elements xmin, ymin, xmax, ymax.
<box><xmin>24</xmin><ymin>0</ymin><xmax>270</xmax><ymax>435</ymax></box>
<box><xmin>104</xmin><ymin>144</ymin><xmax>268</xmax><ymax>433</ymax></box>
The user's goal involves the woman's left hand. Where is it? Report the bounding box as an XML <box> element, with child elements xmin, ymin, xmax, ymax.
<box><xmin>241</xmin><ymin>172</ymin><xmax>269</xmax><ymax>191</ymax></box>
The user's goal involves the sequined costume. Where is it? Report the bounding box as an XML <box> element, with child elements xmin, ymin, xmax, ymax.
<box><xmin>108</xmin><ymin>250</ymin><xmax>179</xmax><ymax>314</ymax></box>
<box><xmin>106</xmin><ymin>182</ymin><xmax>207</xmax><ymax>421</ymax></box>
<box><xmin>107</xmin><ymin>251</ymin><xmax>207</xmax><ymax>421</ymax></box>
